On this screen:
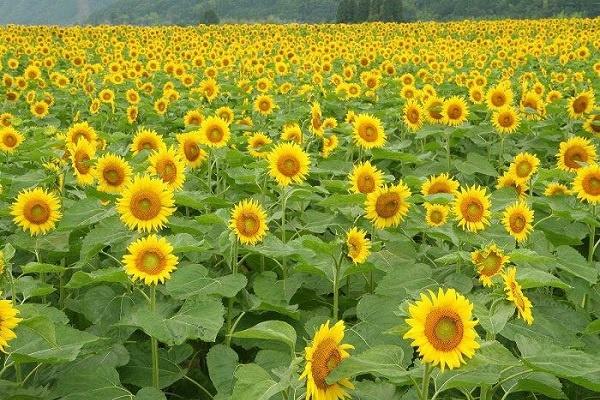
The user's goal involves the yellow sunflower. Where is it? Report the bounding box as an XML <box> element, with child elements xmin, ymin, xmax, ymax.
<box><xmin>502</xmin><ymin>267</ymin><xmax>534</xmax><ymax>325</ymax></box>
<box><xmin>176</xmin><ymin>131</ymin><xmax>207</xmax><ymax>169</ymax></box>
<box><xmin>365</xmin><ymin>183</ymin><xmax>411</xmax><ymax>229</ymax></box>
<box><xmin>95</xmin><ymin>153</ymin><xmax>132</xmax><ymax>194</ymax></box>
<box><xmin>508</xmin><ymin>152</ymin><xmax>540</xmax><ymax>184</ymax></box>
<box><xmin>442</xmin><ymin>96</ymin><xmax>469</xmax><ymax>126</ymax></box>
<box><xmin>300</xmin><ymin>320</ymin><xmax>354</xmax><ymax>400</ymax></box>
<box><xmin>492</xmin><ymin>106</ymin><xmax>520</xmax><ymax>134</ymax></box>
<box><xmin>229</xmin><ymin>199</ymin><xmax>269</xmax><ymax>245</ymax></box>
<box><xmin>267</xmin><ymin>142</ymin><xmax>311</xmax><ymax>187</ymax></box>
<box><xmin>497</xmin><ymin>172</ymin><xmax>528</xmax><ymax>199</ymax></box>
<box><xmin>346</xmin><ymin>227</ymin><xmax>371</xmax><ymax>264</ymax></box>
<box><xmin>10</xmin><ymin>188</ymin><xmax>62</xmax><ymax>236</ymax></box>
<box><xmin>573</xmin><ymin>164</ymin><xmax>600</xmax><ymax>203</ymax></box>
<box><xmin>0</xmin><ymin>127</ymin><xmax>24</xmax><ymax>153</ymax></box>
<box><xmin>486</xmin><ymin>85</ymin><xmax>513</xmax><ymax>110</ymax></box>
<box><xmin>453</xmin><ymin>185</ymin><xmax>491</xmax><ymax>233</ymax></box>
<box><xmin>281</xmin><ymin>123</ymin><xmax>303</xmax><ymax>144</ymax></box>
<box><xmin>30</xmin><ymin>101</ymin><xmax>49</xmax><ymax>119</ymax></box>
<box><xmin>254</xmin><ymin>94</ymin><xmax>276</xmax><ymax>116</ymax></box>
<box><xmin>557</xmin><ymin>137</ymin><xmax>596</xmax><ymax>172</ymax></box>
<box><xmin>199</xmin><ymin>116</ymin><xmax>230</xmax><ymax>148</ymax></box>
<box><xmin>421</xmin><ymin>173</ymin><xmax>459</xmax><ymax>197</ymax></box>
<box><xmin>321</xmin><ymin>135</ymin><xmax>339</xmax><ymax>159</ymax></box>
<box><xmin>403</xmin><ymin>100</ymin><xmax>425</xmax><ymax>132</ymax></box>
<box><xmin>131</xmin><ymin>128</ymin><xmax>166</xmax><ymax>155</ymax></box>
<box><xmin>471</xmin><ymin>244</ymin><xmax>509</xmax><ymax>287</ymax></box>
<box><xmin>0</xmin><ymin>297</ymin><xmax>22</xmax><ymax>352</ymax></box>
<box><xmin>352</xmin><ymin>114</ymin><xmax>386</xmax><ymax>149</ymax></box>
<box><xmin>117</xmin><ymin>175</ymin><xmax>176</xmax><ymax>232</ymax></box>
<box><xmin>544</xmin><ymin>182</ymin><xmax>572</xmax><ymax>197</ymax></box>
<box><xmin>68</xmin><ymin>139</ymin><xmax>96</xmax><ymax>186</ymax></box>
<box><xmin>583</xmin><ymin>112</ymin><xmax>600</xmax><ymax>136</ymax></box>
<box><xmin>148</xmin><ymin>146</ymin><xmax>186</xmax><ymax>191</ymax></box>
<box><xmin>348</xmin><ymin>161</ymin><xmax>384</xmax><ymax>194</ymax></box>
<box><xmin>184</xmin><ymin>109</ymin><xmax>204</xmax><ymax>127</ymax></box>
<box><xmin>216</xmin><ymin>107</ymin><xmax>234</xmax><ymax>125</ymax></box>
<box><xmin>424</xmin><ymin>97</ymin><xmax>444</xmax><ymax>124</ymax></box>
<box><xmin>567</xmin><ymin>90</ymin><xmax>595</xmax><ymax>119</ymax></box>
<box><xmin>65</xmin><ymin>122</ymin><xmax>98</xmax><ymax>148</ymax></box>
<box><xmin>424</xmin><ymin>203</ymin><xmax>450</xmax><ymax>227</ymax></box>
<box><xmin>502</xmin><ymin>202</ymin><xmax>534</xmax><ymax>243</ymax></box>
<box><xmin>247</xmin><ymin>132</ymin><xmax>272</xmax><ymax>159</ymax></box>
<box><xmin>404</xmin><ymin>288</ymin><xmax>480</xmax><ymax>371</ymax></box>
<box><xmin>122</xmin><ymin>234</ymin><xmax>178</xmax><ymax>285</ymax></box>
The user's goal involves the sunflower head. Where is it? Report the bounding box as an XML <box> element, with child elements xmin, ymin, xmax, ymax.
<box><xmin>544</xmin><ymin>182</ymin><xmax>572</xmax><ymax>197</ymax></box>
<box><xmin>321</xmin><ymin>135</ymin><xmax>339</xmax><ymax>159</ymax></box>
<box><xmin>502</xmin><ymin>202</ymin><xmax>534</xmax><ymax>243</ymax></box>
<box><xmin>471</xmin><ymin>244</ymin><xmax>509</xmax><ymax>286</ymax></box>
<box><xmin>0</xmin><ymin>127</ymin><xmax>24</xmax><ymax>153</ymax></box>
<box><xmin>247</xmin><ymin>132</ymin><xmax>272</xmax><ymax>159</ymax></box>
<box><xmin>573</xmin><ymin>163</ymin><xmax>600</xmax><ymax>204</ymax></box>
<box><xmin>177</xmin><ymin>131</ymin><xmax>207</xmax><ymax>168</ymax></box>
<box><xmin>557</xmin><ymin>137</ymin><xmax>596</xmax><ymax>172</ymax></box>
<box><xmin>568</xmin><ymin>90</ymin><xmax>595</xmax><ymax>119</ymax></box>
<box><xmin>282</xmin><ymin>123</ymin><xmax>303</xmax><ymax>144</ymax></box>
<box><xmin>10</xmin><ymin>187</ymin><xmax>62</xmax><ymax>236</ymax></box>
<box><xmin>421</xmin><ymin>173</ymin><xmax>459</xmax><ymax>197</ymax></box>
<box><xmin>95</xmin><ymin>153</ymin><xmax>132</xmax><ymax>194</ymax></box>
<box><xmin>403</xmin><ymin>100</ymin><xmax>425</xmax><ymax>132</ymax></box>
<box><xmin>442</xmin><ymin>96</ymin><xmax>469</xmax><ymax>126</ymax></box>
<box><xmin>68</xmin><ymin>139</ymin><xmax>96</xmax><ymax>186</ymax></box>
<box><xmin>348</xmin><ymin>161</ymin><xmax>384</xmax><ymax>194</ymax></box>
<box><xmin>229</xmin><ymin>199</ymin><xmax>269</xmax><ymax>245</ymax></box>
<box><xmin>365</xmin><ymin>182</ymin><xmax>411</xmax><ymax>229</ymax></box>
<box><xmin>0</xmin><ymin>298</ymin><xmax>22</xmax><ymax>352</ymax></box>
<box><xmin>492</xmin><ymin>106</ymin><xmax>520</xmax><ymax>134</ymax></box>
<box><xmin>131</xmin><ymin>128</ymin><xmax>166</xmax><ymax>155</ymax></box>
<box><xmin>267</xmin><ymin>142</ymin><xmax>311</xmax><ymax>187</ymax></box>
<box><xmin>352</xmin><ymin>114</ymin><xmax>386</xmax><ymax>149</ymax></box>
<box><xmin>502</xmin><ymin>267</ymin><xmax>534</xmax><ymax>325</ymax></box>
<box><xmin>508</xmin><ymin>152</ymin><xmax>540</xmax><ymax>184</ymax></box>
<box><xmin>346</xmin><ymin>227</ymin><xmax>371</xmax><ymax>264</ymax></box>
<box><xmin>453</xmin><ymin>185</ymin><xmax>491</xmax><ymax>233</ymax></box>
<box><xmin>148</xmin><ymin>146</ymin><xmax>186</xmax><ymax>191</ymax></box>
<box><xmin>199</xmin><ymin>116</ymin><xmax>231</xmax><ymax>148</ymax></box>
<box><xmin>123</xmin><ymin>234</ymin><xmax>178</xmax><ymax>285</ymax></box>
<box><xmin>424</xmin><ymin>202</ymin><xmax>450</xmax><ymax>227</ymax></box>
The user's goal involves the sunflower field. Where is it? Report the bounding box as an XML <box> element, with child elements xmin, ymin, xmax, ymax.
<box><xmin>0</xmin><ymin>18</ymin><xmax>599</xmax><ymax>400</ymax></box>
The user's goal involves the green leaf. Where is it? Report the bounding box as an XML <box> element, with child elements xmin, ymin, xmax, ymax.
<box><xmin>167</xmin><ymin>233</ymin><xmax>210</xmax><ymax>254</ymax></box>
<box><xmin>230</xmin><ymin>364</ymin><xmax>279</xmax><ymax>400</ymax></box>
<box><xmin>475</xmin><ymin>301</ymin><xmax>515</xmax><ymax>335</ymax></box>
<box><xmin>207</xmin><ymin>344</ymin><xmax>239</xmax><ymax>395</ymax></box>
<box><xmin>327</xmin><ymin>345</ymin><xmax>408</xmax><ymax>384</ymax></box>
<box><xmin>65</xmin><ymin>267</ymin><xmax>128</xmax><ymax>289</ymax></box>
<box><xmin>556</xmin><ymin>246</ymin><xmax>597</xmax><ymax>283</ymax></box>
<box><xmin>165</xmin><ymin>264</ymin><xmax>247</xmax><ymax>299</ymax></box>
<box><xmin>79</xmin><ymin>216</ymin><xmax>130</xmax><ymax>263</ymax></box>
<box><xmin>57</xmin><ymin>198</ymin><xmax>116</xmax><ymax>230</ymax></box>
<box><xmin>319</xmin><ymin>193</ymin><xmax>365</xmax><ymax>208</ymax></box>
<box><xmin>583</xmin><ymin>319</ymin><xmax>600</xmax><ymax>335</ymax></box>
<box><xmin>21</xmin><ymin>262</ymin><xmax>65</xmax><ymax>274</ymax></box>
<box><xmin>517</xmin><ymin>268</ymin><xmax>571</xmax><ymax>290</ymax></box>
<box><xmin>233</xmin><ymin>320</ymin><xmax>297</xmax><ymax>352</ymax></box>
<box><xmin>136</xmin><ymin>388</ymin><xmax>166</xmax><ymax>400</ymax></box>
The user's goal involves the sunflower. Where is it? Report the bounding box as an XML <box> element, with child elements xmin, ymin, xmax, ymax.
<box><xmin>573</xmin><ymin>164</ymin><xmax>600</xmax><ymax>203</ymax></box>
<box><xmin>424</xmin><ymin>203</ymin><xmax>449</xmax><ymax>227</ymax></box>
<box><xmin>282</xmin><ymin>123</ymin><xmax>303</xmax><ymax>144</ymax></box>
<box><xmin>485</xmin><ymin>85</ymin><xmax>513</xmax><ymax>110</ymax></box>
<box><xmin>508</xmin><ymin>152</ymin><xmax>540</xmax><ymax>184</ymax></box>
<box><xmin>310</xmin><ymin>102</ymin><xmax>324</xmax><ymax>137</ymax></box>
<box><xmin>199</xmin><ymin>116</ymin><xmax>230</xmax><ymax>148</ymax></box>
<box><xmin>496</xmin><ymin>172</ymin><xmax>528</xmax><ymax>198</ymax></box>
<box><xmin>557</xmin><ymin>137</ymin><xmax>596</xmax><ymax>172</ymax></box>
<box><xmin>348</xmin><ymin>161</ymin><xmax>384</xmax><ymax>194</ymax></box>
<box><xmin>254</xmin><ymin>94</ymin><xmax>276</xmax><ymax>116</ymax></box>
<box><xmin>68</xmin><ymin>139</ymin><xmax>96</xmax><ymax>186</ymax></box>
<box><xmin>148</xmin><ymin>146</ymin><xmax>186</xmax><ymax>191</ymax></box>
<box><xmin>502</xmin><ymin>267</ymin><xmax>534</xmax><ymax>325</ymax></box>
<box><xmin>131</xmin><ymin>128</ymin><xmax>166</xmax><ymax>155</ymax></box>
<box><xmin>95</xmin><ymin>153</ymin><xmax>132</xmax><ymax>194</ymax></box>
<box><xmin>30</xmin><ymin>101</ymin><xmax>49</xmax><ymax>119</ymax></box>
<box><xmin>583</xmin><ymin>112</ymin><xmax>600</xmax><ymax>135</ymax></box>
<box><xmin>176</xmin><ymin>131</ymin><xmax>206</xmax><ymax>168</ymax></box>
<box><xmin>229</xmin><ymin>199</ymin><xmax>268</xmax><ymax>245</ymax></box>
<box><xmin>0</xmin><ymin>297</ymin><xmax>22</xmax><ymax>352</ymax></box>
<box><xmin>117</xmin><ymin>175</ymin><xmax>175</xmax><ymax>232</ymax></box>
<box><xmin>453</xmin><ymin>185</ymin><xmax>491</xmax><ymax>232</ymax></box>
<box><xmin>567</xmin><ymin>90</ymin><xmax>595</xmax><ymax>119</ymax></box>
<box><xmin>502</xmin><ymin>202</ymin><xmax>534</xmax><ymax>242</ymax></box>
<box><xmin>404</xmin><ymin>288</ymin><xmax>480</xmax><ymax>371</ymax></box>
<box><xmin>247</xmin><ymin>132</ymin><xmax>272</xmax><ymax>158</ymax></box>
<box><xmin>471</xmin><ymin>244</ymin><xmax>509</xmax><ymax>287</ymax></box>
<box><xmin>199</xmin><ymin>78</ymin><xmax>219</xmax><ymax>102</ymax></box>
<box><xmin>365</xmin><ymin>183</ymin><xmax>411</xmax><ymax>229</ymax></box>
<box><xmin>300</xmin><ymin>320</ymin><xmax>354</xmax><ymax>400</ymax></box>
<box><xmin>10</xmin><ymin>188</ymin><xmax>62</xmax><ymax>236</ymax></box>
<box><xmin>403</xmin><ymin>100</ymin><xmax>425</xmax><ymax>132</ymax></box>
<box><xmin>122</xmin><ymin>234</ymin><xmax>178</xmax><ymax>285</ymax></box>
<box><xmin>0</xmin><ymin>127</ymin><xmax>24</xmax><ymax>153</ymax></box>
<box><xmin>421</xmin><ymin>173</ymin><xmax>459</xmax><ymax>197</ymax></box>
<box><xmin>216</xmin><ymin>107</ymin><xmax>234</xmax><ymax>125</ymax></box>
<box><xmin>544</xmin><ymin>182</ymin><xmax>572</xmax><ymax>197</ymax></box>
<box><xmin>424</xmin><ymin>97</ymin><xmax>444</xmax><ymax>123</ymax></box>
<box><xmin>352</xmin><ymin>114</ymin><xmax>386</xmax><ymax>149</ymax></box>
<box><xmin>184</xmin><ymin>109</ymin><xmax>204</xmax><ymax>127</ymax></box>
<box><xmin>321</xmin><ymin>135</ymin><xmax>338</xmax><ymax>158</ymax></box>
<box><xmin>267</xmin><ymin>142</ymin><xmax>310</xmax><ymax>186</ymax></box>
<box><xmin>346</xmin><ymin>227</ymin><xmax>371</xmax><ymax>264</ymax></box>
<box><xmin>492</xmin><ymin>106</ymin><xmax>520</xmax><ymax>134</ymax></box>
<box><xmin>442</xmin><ymin>96</ymin><xmax>469</xmax><ymax>126</ymax></box>
<box><xmin>520</xmin><ymin>91</ymin><xmax>545</xmax><ymax>120</ymax></box>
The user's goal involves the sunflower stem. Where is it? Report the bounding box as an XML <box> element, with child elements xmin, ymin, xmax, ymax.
<box><xmin>281</xmin><ymin>187</ymin><xmax>288</xmax><ymax>280</ymax></box>
<box><xmin>588</xmin><ymin>205</ymin><xmax>596</xmax><ymax>264</ymax></box>
<box><xmin>445</xmin><ymin>131</ymin><xmax>451</xmax><ymax>172</ymax></box>
<box><xmin>207</xmin><ymin>149</ymin><xmax>213</xmax><ymax>194</ymax></box>
<box><xmin>421</xmin><ymin>363</ymin><xmax>434</xmax><ymax>400</ymax></box>
<box><xmin>149</xmin><ymin>286</ymin><xmax>160</xmax><ymax>390</ymax></box>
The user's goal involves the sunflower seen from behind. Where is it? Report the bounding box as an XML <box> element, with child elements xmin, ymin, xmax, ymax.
<box><xmin>471</xmin><ymin>244</ymin><xmax>509</xmax><ymax>286</ymax></box>
<box><xmin>404</xmin><ymin>288</ymin><xmax>480</xmax><ymax>371</ymax></box>
<box><xmin>11</xmin><ymin>187</ymin><xmax>62</xmax><ymax>236</ymax></box>
<box><xmin>117</xmin><ymin>175</ymin><xmax>175</xmax><ymax>232</ymax></box>
<box><xmin>0</xmin><ymin>296</ymin><xmax>22</xmax><ymax>352</ymax></box>
<box><xmin>453</xmin><ymin>185</ymin><xmax>491</xmax><ymax>232</ymax></box>
<box><xmin>300</xmin><ymin>320</ymin><xmax>354</xmax><ymax>400</ymax></box>
<box><xmin>95</xmin><ymin>153</ymin><xmax>132</xmax><ymax>194</ymax></box>
<box><xmin>267</xmin><ymin>142</ymin><xmax>310</xmax><ymax>187</ymax></box>
<box><xmin>229</xmin><ymin>199</ymin><xmax>268</xmax><ymax>245</ymax></box>
<box><xmin>123</xmin><ymin>234</ymin><xmax>178</xmax><ymax>285</ymax></box>
<box><xmin>502</xmin><ymin>267</ymin><xmax>534</xmax><ymax>325</ymax></box>
<box><xmin>365</xmin><ymin>182</ymin><xmax>411</xmax><ymax>229</ymax></box>
<box><xmin>346</xmin><ymin>227</ymin><xmax>371</xmax><ymax>264</ymax></box>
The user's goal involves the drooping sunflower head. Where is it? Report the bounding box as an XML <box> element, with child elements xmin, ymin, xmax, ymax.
<box><xmin>348</xmin><ymin>160</ymin><xmax>384</xmax><ymax>195</ymax></box>
<box><xmin>573</xmin><ymin>163</ymin><xmax>600</xmax><ymax>204</ymax></box>
<box><xmin>247</xmin><ymin>132</ymin><xmax>272</xmax><ymax>159</ymax></box>
<box><xmin>453</xmin><ymin>185</ymin><xmax>491</xmax><ymax>233</ymax></box>
<box><xmin>404</xmin><ymin>288</ymin><xmax>480</xmax><ymax>371</ymax></box>
<box><xmin>131</xmin><ymin>128</ymin><xmax>166</xmax><ymax>155</ymax></box>
<box><xmin>502</xmin><ymin>201</ymin><xmax>534</xmax><ymax>243</ymax></box>
<box><xmin>424</xmin><ymin>202</ymin><xmax>450</xmax><ymax>227</ymax></box>
<box><xmin>492</xmin><ymin>106</ymin><xmax>520</xmax><ymax>135</ymax></box>
<box><xmin>496</xmin><ymin>172</ymin><xmax>528</xmax><ymax>199</ymax></box>
<box><xmin>0</xmin><ymin>298</ymin><xmax>22</xmax><ymax>352</ymax></box>
<box><xmin>66</xmin><ymin>122</ymin><xmax>97</xmax><ymax>147</ymax></box>
<box><xmin>267</xmin><ymin>142</ymin><xmax>311</xmax><ymax>187</ymax></box>
<box><xmin>117</xmin><ymin>175</ymin><xmax>176</xmax><ymax>232</ymax></box>
<box><xmin>321</xmin><ymin>135</ymin><xmax>339</xmax><ymax>159</ymax></box>
<box><xmin>403</xmin><ymin>100</ymin><xmax>425</xmax><ymax>132</ymax></box>
<box><xmin>176</xmin><ymin>131</ymin><xmax>206</xmax><ymax>169</ymax></box>
<box><xmin>365</xmin><ymin>182</ymin><xmax>411</xmax><ymax>229</ymax></box>
<box><xmin>346</xmin><ymin>227</ymin><xmax>371</xmax><ymax>264</ymax></box>
<box><xmin>68</xmin><ymin>139</ymin><xmax>96</xmax><ymax>186</ymax></box>
<box><xmin>352</xmin><ymin>114</ymin><xmax>386</xmax><ymax>149</ymax></box>
<box><xmin>442</xmin><ymin>96</ymin><xmax>469</xmax><ymax>126</ymax></box>
<box><xmin>199</xmin><ymin>116</ymin><xmax>231</xmax><ymax>148</ymax></box>
<box><xmin>0</xmin><ymin>127</ymin><xmax>24</xmax><ymax>153</ymax></box>
<box><xmin>254</xmin><ymin>94</ymin><xmax>276</xmax><ymax>116</ymax></box>
<box><xmin>567</xmin><ymin>90</ymin><xmax>595</xmax><ymax>119</ymax></box>
<box><xmin>520</xmin><ymin>91</ymin><xmax>546</xmax><ymax>120</ymax></box>
<box><xmin>281</xmin><ymin>123</ymin><xmax>303</xmax><ymax>144</ymax></box>
<box><xmin>557</xmin><ymin>136</ymin><xmax>596</xmax><ymax>172</ymax></box>
<box><xmin>300</xmin><ymin>320</ymin><xmax>354</xmax><ymax>400</ymax></box>
<box><xmin>544</xmin><ymin>182</ymin><xmax>572</xmax><ymax>197</ymax></box>
<box><xmin>508</xmin><ymin>152</ymin><xmax>540</xmax><ymax>184</ymax></box>
<box><xmin>95</xmin><ymin>153</ymin><xmax>132</xmax><ymax>194</ymax></box>
<box><xmin>229</xmin><ymin>199</ymin><xmax>269</xmax><ymax>245</ymax></box>
<box><xmin>10</xmin><ymin>187</ymin><xmax>62</xmax><ymax>236</ymax></box>
<box><xmin>421</xmin><ymin>173</ymin><xmax>460</xmax><ymax>197</ymax></box>
<box><xmin>502</xmin><ymin>267</ymin><xmax>534</xmax><ymax>325</ymax></box>
<box><xmin>122</xmin><ymin>234</ymin><xmax>178</xmax><ymax>285</ymax></box>
<box><xmin>471</xmin><ymin>244</ymin><xmax>509</xmax><ymax>286</ymax></box>
<box><xmin>148</xmin><ymin>146</ymin><xmax>186</xmax><ymax>191</ymax></box>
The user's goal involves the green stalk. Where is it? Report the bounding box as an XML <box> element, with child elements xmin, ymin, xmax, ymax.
<box><xmin>207</xmin><ymin>149</ymin><xmax>213</xmax><ymax>194</ymax></box>
<box><xmin>150</xmin><ymin>286</ymin><xmax>160</xmax><ymax>390</ymax></box>
<box><xmin>281</xmin><ymin>188</ymin><xmax>288</xmax><ymax>280</ymax></box>
<box><xmin>421</xmin><ymin>364</ymin><xmax>434</xmax><ymax>400</ymax></box>
<box><xmin>446</xmin><ymin>131</ymin><xmax>451</xmax><ymax>172</ymax></box>
<box><xmin>589</xmin><ymin>205</ymin><xmax>596</xmax><ymax>263</ymax></box>
<box><xmin>226</xmin><ymin>241</ymin><xmax>238</xmax><ymax>347</ymax></box>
